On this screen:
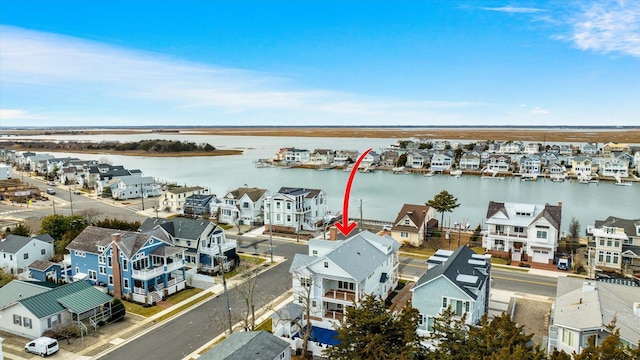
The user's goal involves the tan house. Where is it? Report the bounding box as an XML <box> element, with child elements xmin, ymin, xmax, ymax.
<box><xmin>390</xmin><ymin>204</ymin><xmax>436</xmax><ymax>247</ymax></box>
<box><xmin>159</xmin><ymin>186</ymin><xmax>209</xmax><ymax>213</ymax></box>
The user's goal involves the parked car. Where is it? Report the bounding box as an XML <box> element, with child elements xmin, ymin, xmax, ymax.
<box><xmin>557</xmin><ymin>258</ymin><xmax>570</xmax><ymax>271</ymax></box>
<box><xmin>46</xmin><ymin>188</ymin><xmax>56</xmax><ymax>195</ymax></box>
<box><xmin>25</xmin><ymin>336</ymin><xmax>59</xmax><ymax>357</ymax></box>
<box><xmin>47</xmin><ymin>181</ymin><xmax>56</xmax><ymax>186</ymax></box>
<box><xmin>73</xmin><ymin>189</ymin><xmax>82</xmax><ymax>195</ymax></box>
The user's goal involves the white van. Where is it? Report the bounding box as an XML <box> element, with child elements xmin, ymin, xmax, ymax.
<box><xmin>25</xmin><ymin>336</ymin><xmax>59</xmax><ymax>357</ymax></box>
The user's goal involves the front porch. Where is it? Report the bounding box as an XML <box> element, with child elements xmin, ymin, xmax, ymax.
<box><xmin>131</xmin><ymin>271</ymin><xmax>186</xmax><ymax>305</ymax></box>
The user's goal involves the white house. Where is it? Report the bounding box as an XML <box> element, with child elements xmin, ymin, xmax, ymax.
<box><xmin>0</xmin><ymin>163</ymin><xmax>12</xmax><ymax>180</ymax></box>
<box><xmin>159</xmin><ymin>186</ymin><xmax>209</xmax><ymax>213</ymax></box>
<box><xmin>430</xmin><ymin>153</ymin><xmax>453</xmax><ymax>172</ymax></box>
<box><xmin>333</xmin><ymin>150</ymin><xmax>358</xmax><ymax>166</ymax></box>
<box><xmin>264</xmin><ymin>187</ymin><xmax>328</xmax><ymax>232</ymax></box>
<box><xmin>109</xmin><ymin>176</ymin><xmax>161</xmax><ymax>200</ymax></box>
<box><xmin>580</xmin><ymin>143</ymin><xmax>598</xmax><ymax>155</ymax></box>
<box><xmin>589</xmin><ymin>216</ymin><xmax>640</xmax><ymax>274</ymax></box>
<box><xmin>411</xmin><ymin>248</ymin><xmax>491</xmax><ymax>337</ymax></box>
<box><xmin>519</xmin><ymin>155</ymin><xmax>541</xmax><ymax>174</ymax></box>
<box><xmin>485</xmin><ymin>155</ymin><xmax>512</xmax><ymax>173</ymax></box>
<box><xmin>219</xmin><ymin>187</ymin><xmax>268</xmax><ymax>225</ymax></box>
<box><xmin>547</xmin><ymin>278</ymin><xmax>640</xmax><ymax>355</ymax></box>
<box><xmin>599</xmin><ymin>157</ymin><xmax>629</xmax><ymax>178</ymax></box>
<box><xmin>360</xmin><ymin>151</ymin><xmax>381</xmax><ymax>168</ymax></box>
<box><xmin>524</xmin><ymin>143</ymin><xmax>541</xmax><ymax>155</ymax></box>
<box><xmin>498</xmin><ymin>141</ymin><xmax>523</xmax><ymax>154</ymax></box>
<box><xmin>289</xmin><ymin>230</ymin><xmax>400</xmax><ymax>330</ymax></box>
<box><xmin>0</xmin><ymin>234</ymin><xmax>55</xmax><ymax>276</ymax></box>
<box><xmin>285</xmin><ymin>148</ymin><xmax>310</xmax><ymax>163</ymax></box>
<box><xmin>459</xmin><ymin>153</ymin><xmax>480</xmax><ymax>170</ymax></box>
<box><xmin>309</xmin><ymin>149</ymin><xmax>334</xmax><ymax>165</ymax></box>
<box><xmin>406</xmin><ymin>150</ymin><xmax>430</xmax><ymax>169</ymax></box>
<box><xmin>483</xmin><ymin>201</ymin><xmax>562</xmax><ymax>264</ymax></box>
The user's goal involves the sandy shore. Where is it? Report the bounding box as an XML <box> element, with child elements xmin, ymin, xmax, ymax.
<box><xmin>3</xmin><ymin>127</ymin><xmax>639</xmax><ymax>144</ymax></box>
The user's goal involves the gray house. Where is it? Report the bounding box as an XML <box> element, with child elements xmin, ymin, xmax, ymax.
<box><xmin>411</xmin><ymin>247</ymin><xmax>491</xmax><ymax>338</ymax></box>
<box><xmin>200</xmin><ymin>330</ymin><xmax>291</xmax><ymax>360</ymax></box>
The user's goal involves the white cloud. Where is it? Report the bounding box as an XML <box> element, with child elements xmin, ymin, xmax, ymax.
<box><xmin>0</xmin><ymin>25</ymin><xmax>485</xmax><ymax>126</ymax></box>
<box><xmin>530</xmin><ymin>106</ymin><xmax>549</xmax><ymax>115</ymax></box>
<box><xmin>567</xmin><ymin>0</ymin><xmax>640</xmax><ymax>58</ymax></box>
<box><xmin>0</xmin><ymin>109</ymin><xmax>49</xmax><ymax>120</ymax></box>
<box><xmin>481</xmin><ymin>6</ymin><xmax>545</xmax><ymax>14</ymax></box>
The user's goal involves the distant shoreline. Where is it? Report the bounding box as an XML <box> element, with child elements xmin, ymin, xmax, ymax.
<box><xmin>2</xmin><ymin>127</ymin><xmax>639</xmax><ymax>143</ymax></box>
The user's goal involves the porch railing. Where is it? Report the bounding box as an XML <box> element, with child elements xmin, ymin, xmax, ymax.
<box><xmin>324</xmin><ymin>310</ymin><xmax>345</xmax><ymax>321</ymax></box>
<box><xmin>324</xmin><ymin>289</ymin><xmax>356</xmax><ymax>302</ymax></box>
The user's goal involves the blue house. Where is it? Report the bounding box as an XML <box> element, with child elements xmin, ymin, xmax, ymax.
<box><xmin>27</xmin><ymin>260</ymin><xmax>62</xmax><ymax>283</ymax></box>
<box><xmin>66</xmin><ymin>226</ymin><xmax>186</xmax><ymax>305</ymax></box>
<box><xmin>411</xmin><ymin>247</ymin><xmax>491</xmax><ymax>338</ymax></box>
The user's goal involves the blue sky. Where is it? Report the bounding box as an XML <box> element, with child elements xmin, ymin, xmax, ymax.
<box><xmin>0</xmin><ymin>0</ymin><xmax>638</xmax><ymax>127</ymax></box>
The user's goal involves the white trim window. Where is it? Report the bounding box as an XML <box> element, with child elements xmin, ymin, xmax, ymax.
<box><xmin>13</xmin><ymin>314</ymin><xmax>22</xmax><ymax>325</ymax></box>
<box><xmin>23</xmin><ymin>317</ymin><xmax>32</xmax><ymax>329</ymax></box>
<box><xmin>88</xmin><ymin>270</ymin><xmax>97</xmax><ymax>281</ymax></box>
<box><xmin>123</xmin><ymin>278</ymin><xmax>130</xmax><ymax>289</ymax></box>
<box><xmin>108</xmin><ymin>275</ymin><xmax>114</xmax><ymax>285</ymax></box>
<box><xmin>99</xmin><ymin>266</ymin><xmax>106</xmax><ymax>275</ymax></box>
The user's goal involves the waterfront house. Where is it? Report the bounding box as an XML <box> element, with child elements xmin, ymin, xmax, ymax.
<box><xmin>219</xmin><ymin>187</ymin><xmax>268</xmax><ymax>225</ymax></box>
<box><xmin>360</xmin><ymin>151</ymin><xmax>381</xmax><ymax>168</ymax></box>
<box><xmin>285</xmin><ymin>148</ymin><xmax>310</xmax><ymax>163</ymax></box>
<box><xmin>333</xmin><ymin>150</ymin><xmax>358</xmax><ymax>166</ymax></box>
<box><xmin>519</xmin><ymin>155</ymin><xmax>541</xmax><ymax>174</ymax></box>
<box><xmin>289</xmin><ymin>230</ymin><xmax>400</xmax><ymax>329</ymax></box>
<box><xmin>524</xmin><ymin>143</ymin><xmax>541</xmax><ymax>155</ymax></box>
<box><xmin>160</xmin><ymin>186</ymin><xmax>208</xmax><ymax>213</ymax></box>
<box><xmin>599</xmin><ymin>157</ymin><xmax>629</xmax><ymax>178</ymax></box>
<box><xmin>498</xmin><ymin>141</ymin><xmax>523</xmax><ymax>154</ymax></box>
<box><xmin>480</xmin><ymin>151</ymin><xmax>491</xmax><ymax>165</ymax></box>
<box><xmin>570</xmin><ymin>157</ymin><xmax>593</xmax><ymax>177</ymax></box>
<box><xmin>602</xmin><ymin>142</ymin><xmax>630</xmax><ymax>156</ymax></box>
<box><xmin>310</xmin><ymin>149</ymin><xmax>335</xmax><ymax>165</ymax></box>
<box><xmin>183</xmin><ymin>194</ymin><xmax>215</xmax><ymax>216</ymax></box>
<box><xmin>411</xmin><ymin>248</ymin><xmax>491</xmax><ymax>337</ymax></box>
<box><xmin>432</xmin><ymin>140</ymin><xmax>449</xmax><ymax>151</ymax></box>
<box><xmin>587</xmin><ymin>216</ymin><xmax>640</xmax><ymax>274</ymax></box>
<box><xmin>0</xmin><ymin>280</ymin><xmax>114</xmax><ymax>338</ymax></box>
<box><xmin>559</xmin><ymin>144</ymin><xmax>573</xmax><ymax>156</ymax></box>
<box><xmin>0</xmin><ymin>234</ymin><xmax>54</xmax><ymax>276</ymax></box>
<box><xmin>547</xmin><ymin>277</ymin><xmax>640</xmax><ymax>355</ymax></box>
<box><xmin>539</xmin><ymin>151</ymin><xmax>560</xmax><ymax>167</ymax></box>
<box><xmin>66</xmin><ymin>226</ymin><xmax>187</xmax><ymax>305</ymax></box>
<box><xmin>109</xmin><ymin>176</ymin><xmax>160</xmax><ymax>200</ymax></box>
<box><xmin>380</xmin><ymin>150</ymin><xmax>400</xmax><ymax>167</ymax></box>
<box><xmin>430</xmin><ymin>153</ymin><xmax>453</xmax><ymax>172</ymax></box>
<box><xmin>485</xmin><ymin>155</ymin><xmax>512</xmax><ymax>173</ymax></box>
<box><xmin>389</xmin><ymin>203</ymin><xmax>436</xmax><ymax>247</ymax></box>
<box><xmin>548</xmin><ymin>162</ymin><xmax>566</xmax><ymax>180</ymax></box>
<box><xmin>580</xmin><ymin>143</ymin><xmax>598</xmax><ymax>155</ymax></box>
<box><xmin>85</xmin><ymin>163</ymin><xmax>139</xmax><ymax>190</ymax></box>
<box><xmin>459</xmin><ymin>152</ymin><xmax>480</xmax><ymax>170</ymax></box>
<box><xmin>482</xmin><ymin>201</ymin><xmax>562</xmax><ymax>264</ymax></box>
<box><xmin>264</xmin><ymin>187</ymin><xmax>328</xmax><ymax>232</ymax></box>
<box><xmin>200</xmin><ymin>330</ymin><xmax>291</xmax><ymax>360</ymax></box>
<box><xmin>406</xmin><ymin>150</ymin><xmax>430</xmax><ymax>169</ymax></box>
<box><xmin>139</xmin><ymin>218</ymin><xmax>237</xmax><ymax>274</ymax></box>
<box><xmin>617</xmin><ymin>152</ymin><xmax>635</xmax><ymax>168</ymax></box>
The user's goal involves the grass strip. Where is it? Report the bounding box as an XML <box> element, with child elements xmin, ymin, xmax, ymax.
<box><xmin>154</xmin><ymin>291</ymin><xmax>215</xmax><ymax>322</ymax></box>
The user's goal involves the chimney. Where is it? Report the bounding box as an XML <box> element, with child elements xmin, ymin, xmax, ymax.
<box><xmin>111</xmin><ymin>237</ymin><xmax>123</xmax><ymax>299</ymax></box>
<box><xmin>329</xmin><ymin>226</ymin><xmax>337</xmax><ymax>241</ymax></box>
<box><xmin>557</xmin><ymin>201</ymin><xmax>562</xmax><ymax>207</ymax></box>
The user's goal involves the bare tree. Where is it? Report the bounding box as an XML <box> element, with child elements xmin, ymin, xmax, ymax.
<box><xmin>233</xmin><ymin>258</ymin><xmax>261</xmax><ymax>331</ymax></box>
<box><xmin>287</xmin><ymin>272</ymin><xmax>315</xmax><ymax>359</ymax></box>
<box><xmin>79</xmin><ymin>208</ymin><xmax>101</xmax><ymax>225</ymax></box>
<box><xmin>568</xmin><ymin>217</ymin><xmax>581</xmax><ymax>251</ymax></box>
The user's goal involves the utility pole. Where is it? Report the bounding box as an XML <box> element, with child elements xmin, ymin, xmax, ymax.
<box><xmin>217</xmin><ymin>242</ymin><xmax>233</xmax><ymax>334</ymax></box>
<box><xmin>267</xmin><ymin>196</ymin><xmax>274</xmax><ymax>263</ymax></box>
<box><xmin>52</xmin><ymin>197</ymin><xmax>56</xmax><ymax>215</ymax></box>
<box><xmin>359</xmin><ymin>198</ymin><xmax>363</xmax><ymax>230</ymax></box>
<box><xmin>69</xmin><ymin>188</ymin><xmax>74</xmax><ymax>216</ymax></box>
<box><xmin>140</xmin><ymin>181</ymin><xmax>145</xmax><ymax>211</ymax></box>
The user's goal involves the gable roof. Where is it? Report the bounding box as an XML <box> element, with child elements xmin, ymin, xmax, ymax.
<box><xmin>199</xmin><ymin>330</ymin><xmax>289</xmax><ymax>360</ymax></box>
<box><xmin>485</xmin><ymin>201</ymin><xmax>562</xmax><ymax>230</ymax></box>
<box><xmin>0</xmin><ymin>280</ymin><xmax>52</xmax><ymax>309</ymax></box>
<box><xmin>290</xmin><ymin>231</ymin><xmax>398</xmax><ymax>282</ymax></box>
<box><xmin>28</xmin><ymin>260</ymin><xmax>59</xmax><ymax>271</ymax></box>
<box><xmin>412</xmin><ymin>246</ymin><xmax>490</xmax><ymax>300</ymax></box>
<box><xmin>0</xmin><ymin>234</ymin><xmax>51</xmax><ymax>254</ymax></box>
<box><xmin>225</xmin><ymin>187</ymin><xmax>267</xmax><ymax>202</ymax></box>
<box><xmin>392</xmin><ymin>204</ymin><xmax>430</xmax><ymax>230</ymax></box>
<box><xmin>595</xmin><ymin>216</ymin><xmax>640</xmax><ymax>238</ymax></box>
<box><xmin>139</xmin><ymin>217</ymin><xmax>218</xmax><ymax>241</ymax></box>
<box><xmin>277</xmin><ymin>187</ymin><xmax>322</xmax><ymax>199</ymax></box>
<box><xmin>67</xmin><ymin>226</ymin><xmax>171</xmax><ymax>257</ymax></box>
<box><xmin>19</xmin><ymin>280</ymin><xmax>113</xmax><ymax>318</ymax></box>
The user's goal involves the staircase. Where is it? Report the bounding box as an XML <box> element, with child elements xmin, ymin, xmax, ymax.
<box><xmin>149</xmin><ymin>290</ymin><xmax>163</xmax><ymax>305</ymax></box>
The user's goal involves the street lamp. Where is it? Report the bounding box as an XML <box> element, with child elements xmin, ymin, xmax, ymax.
<box><xmin>267</xmin><ymin>196</ymin><xmax>274</xmax><ymax>263</ymax></box>
<box><xmin>217</xmin><ymin>242</ymin><xmax>233</xmax><ymax>334</ymax></box>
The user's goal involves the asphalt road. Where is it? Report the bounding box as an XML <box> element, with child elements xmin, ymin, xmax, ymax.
<box><xmin>98</xmin><ymin>238</ymin><xmax>303</xmax><ymax>360</ymax></box>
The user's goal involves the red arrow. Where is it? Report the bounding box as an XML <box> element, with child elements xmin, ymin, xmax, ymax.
<box><xmin>335</xmin><ymin>148</ymin><xmax>372</xmax><ymax>236</ymax></box>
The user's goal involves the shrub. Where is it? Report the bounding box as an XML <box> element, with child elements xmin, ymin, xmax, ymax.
<box><xmin>110</xmin><ymin>298</ymin><xmax>126</xmax><ymax>322</ymax></box>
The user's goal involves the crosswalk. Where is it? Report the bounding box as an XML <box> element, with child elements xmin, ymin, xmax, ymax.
<box><xmin>0</xmin><ymin>209</ymin><xmax>30</xmax><ymax>217</ymax></box>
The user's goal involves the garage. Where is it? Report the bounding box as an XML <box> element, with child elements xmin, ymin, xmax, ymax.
<box><xmin>532</xmin><ymin>249</ymin><xmax>549</xmax><ymax>263</ymax></box>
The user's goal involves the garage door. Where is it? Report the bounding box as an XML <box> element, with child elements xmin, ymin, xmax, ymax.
<box><xmin>532</xmin><ymin>250</ymin><xmax>549</xmax><ymax>263</ymax></box>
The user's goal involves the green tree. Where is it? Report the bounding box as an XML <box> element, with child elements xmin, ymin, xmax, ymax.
<box><xmin>426</xmin><ymin>190</ymin><xmax>460</xmax><ymax>230</ymax></box>
<box><xmin>573</xmin><ymin>322</ymin><xmax>640</xmax><ymax>360</ymax></box>
<box><xmin>324</xmin><ymin>295</ymin><xmax>425</xmax><ymax>360</ymax></box>
<box><xmin>109</xmin><ymin>298</ymin><xmax>126</xmax><ymax>322</ymax></box>
<box><xmin>39</xmin><ymin>214</ymin><xmax>87</xmax><ymax>254</ymax></box>
<box><xmin>93</xmin><ymin>218</ymin><xmax>141</xmax><ymax>231</ymax></box>
<box><xmin>9</xmin><ymin>223</ymin><xmax>32</xmax><ymax>237</ymax></box>
<box><xmin>397</xmin><ymin>153</ymin><xmax>408</xmax><ymax>167</ymax></box>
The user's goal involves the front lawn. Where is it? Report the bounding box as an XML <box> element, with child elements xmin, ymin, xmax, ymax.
<box><xmin>165</xmin><ymin>288</ymin><xmax>203</xmax><ymax>304</ymax></box>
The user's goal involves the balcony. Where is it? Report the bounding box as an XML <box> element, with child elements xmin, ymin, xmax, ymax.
<box><xmin>487</xmin><ymin>231</ymin><xmax>528</xmax><ymax>239</ymax></box>
<box><xmin>324</xmin><ymin>289</ymin><xmax>356</xmax><ymax>303</ymax></box>
<box><xmin>324</xmin><ymin>310</ymin><xmax>345</xmax><ymax>321</ymax></box>
<box><xmin>132</xmin><ymin>260</ymin><xmax>184</xmax><ymax>280</ymax></box>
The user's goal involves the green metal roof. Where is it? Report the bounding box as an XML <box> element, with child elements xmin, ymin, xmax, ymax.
<box><xmin>19</xmin><ymin>280</ymin><xmax>113</xmax><ymax>319</ymax></box>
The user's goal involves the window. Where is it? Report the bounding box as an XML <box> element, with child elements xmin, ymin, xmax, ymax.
<box><xmin>108</xmin><ymin>275</ymin><xmax>114</xmax><ymax>285</ymax></box>
<box><xmin>614</xmin><ymin>240</ymin><xmax>620</xmax><ymax>248</ymax></box>
<box><xmin>242</xmin><ymin>202</ymin><xmax>249</xmax><ymax>209</ymax></box>
<box><xmin>312</xmin><ymin>250</ymin><xmax>318</xmax><ymax>256</ymax></box>
<box><xmin>404</xmin><ymin>219</ymin><xmax>410</xmax><ymax>225</ymax></box>
<box><xmin>312</xmin><ymin>301</ymin><xmax>317</xmax><ymax>307</ymax></box>
<box><xmin>107</xmin><ymin>256</ymin><xmax>112</xmax><ymax>267</ymax></box>
<box><xmin>41</xmin><ymin>249</ymin><xmax>46</xmax><ymax>255</ymax></box>
<box><xmin>599</xmin><ymin>238</ymin><xmax>605</xmax><ymax>246</ymax></box>
<box><xmin>536</xmin><ymin>230</ymin><xmax>547</xmax><ymax>239</ymax></box>
<box><xmin>598</xmin><ymin>251</ymin><xmax>604</xmax><ymax>262</ymax></box>
<box><xmin>427</xmin><ymin>317</ymin><xmax>435</xmax><ymax>332</ymax></box>
<box><xmin>123</xmin><ymin>259</ymin><xmax>128</xmax><ymax>271</ymax></box>
<box><xmin>562</xmin><ymin>328</ymin><xmax>575</xmax><ymax>347</ymax></box>
<box><xmin>123</xmin><ymin>278</ymin><xmax>129</xmax><ymax>289</ymax></box>
<box><xmin>99</xmin><ymin>255</ymin><xmax>105</xmax><ymax>264</ymax></box>
<box><xmin>605</xmin><ymin>252</ymin><xmax>612</xmax><ymax>263</ymax></box>
<box><xmin>613</xmin><ymin>254</ymin><xmax>619</xmax><ymax>264</ymax></box>
<box><xmin>607</xmin><ymin>239</ymin><xmax>612</xmax><ymax>247</ymax></box>
<box><xmin>48</xmin><ymin>314</ymin><xmax>61</xmax><ymax>328</ymax></box>
<box><xmin>99</xmin><ymin>266</ymin><xmax>106</xmax><ymax>275</ymax></box>
<box><xmin>338</xmin><ymin>281</ymin><xmax>354</xmax><ymax>291</ymax></box>
<box><xmin>287</xmin><ymin>215</ymin><xmax>291</xmax><ymax>222</ymax></box>
<box><xmin>496</xmin><ymin>225</ymin><xmax>504</xmax><ymax>233</ymax></box>
<box><xmin>442</xmin><ymin>297</ymin><xmax>447</xmax><ymax>308</ymax></box>
<box><xmin>286</xmin><ymin>203</ymin><xmax>291</xmax><ymax>210</ymax></box>
<box><xmin>23</xmin><ymin>317</ymin><xmax>32</xmax><ymax>329</ymax></box>
<box><xmin>465</xmin><ymin>301</ymin><xmax>470</xmax><ymax>313</ymax></box>
<box><xmin>401</xmin><ymin>232</ymin><xmax>409</xmax><ymax>238</ymax></box>
<box><xmin>24</xmin><ymin>253</ymin><xmax>29</xmax><ymax>259</ymax></box>
<box><xmin>300</xmin><ymin>278</ymin><xmax>312</xmax><ymax>287</ymax></box>
<box><xmin>324</xmin><ymin>261</ymin><xmax>328</xmax><ymax>268</ymax></box>
<box><xmin>13</xmin><ymin>314</ymin><xmax>22</xmax><ymax>325</ymax></box>
<box><xmin>89</xmin><ymin>270</ymin><xmax>97</xmax><ymax>281</ymax></box>
<box><xmin>514</xmin><ymin>226</ymin><xmax>524</xmax><ymax>233</ymax></box>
